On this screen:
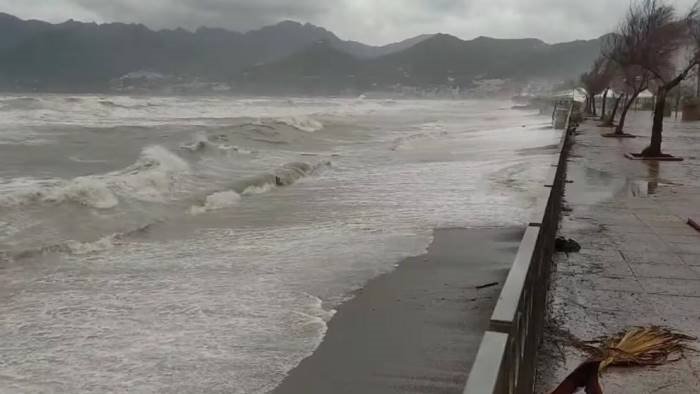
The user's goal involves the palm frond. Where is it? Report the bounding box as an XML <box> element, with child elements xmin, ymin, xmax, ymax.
<box><xmin>590</xmin><ymin>326</ymin><xmax>696</xmax><ymax>371</ymax></box>
<box><xmin>549</xmin><ymin>326</ymin><xmax>696</xmax><ymax>394</ymax></box>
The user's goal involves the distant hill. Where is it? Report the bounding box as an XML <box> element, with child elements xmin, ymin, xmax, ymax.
<box><xmin>0</xmin><ymin>13</ymin><xmax>604</xmax><ymax>93</ymax></box>
<box><xmin>339</xmin><ymin>34</ymin><xmax>436</xmax><ymax>58</ymax></box>
<box><xmin>240</xmin><ymin>41</ymin><xmax>366</xmax><ymax>95</ymax></box>
<box><xmin>373</xmin><ymin>34</ymin><xmax>603</xmax><ymax>82</ymax></box>
<box><xmin>0</xmin><ymin>13</ymin><xmax>54</xmax><ymax>50</ymax></box>
<box><xmin>242</xmin><ymin>33</ymin><xmax>605</xmax><ymax>94</ymax></box>
<box><xmin>0</xmin><ymin>14</ymin><xmax>431</xmax><ymax>91</ymax></box>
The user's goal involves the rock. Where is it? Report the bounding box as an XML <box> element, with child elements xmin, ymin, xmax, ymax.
<box><xmin>555</xmin><ymin>237</ymin><xmax>581</xmax><ymax>253</ymax></box>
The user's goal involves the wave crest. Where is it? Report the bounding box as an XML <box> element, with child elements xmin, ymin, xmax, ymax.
<box><xmin>190</xmin><ymin>190</ymin><xmax>241</xmax><ymax>215</ymax></box>
<box><xmin>44</xmin><ymin>178</ymin><xmax>120</xmax><ymax>209</ymax></box>
<box><xmin>0</xmin><ymin>146</ymin><xmax>190</xmax><ymax>209</ymax></box>
<box><xmin>275</xmin><ymin>116</ymin><xmax>324</xmax><ymax>133</ymax></box>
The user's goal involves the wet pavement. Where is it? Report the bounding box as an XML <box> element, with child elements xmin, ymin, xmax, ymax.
<box><xmin>536</xmin><ymin>112</ymin><xmax>700</xmax><ymax>394</ymax></box>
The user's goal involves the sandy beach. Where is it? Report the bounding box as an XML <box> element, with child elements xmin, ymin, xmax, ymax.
<box><xmin>273</xmin><ymin>227</ymin><xmax>524</xmax><ymax>394</ymax></box>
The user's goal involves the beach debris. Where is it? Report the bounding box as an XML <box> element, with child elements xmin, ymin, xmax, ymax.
<box><xmin>594</xmin><ymin>326</ymin><xmax>696</xmax><ymax>371</ymax></box>
<box><xmin>476</xmin><ymin>282</ymin><xmax>499</xmax><ymax>290</ymax></box>
<box><xmin>555</xmin><ymin>237</ymin><xmax>581</xmax><ymax>253</ymax></box>
<box><xmin>687</xmin><ymin>218</ymin><xmax>700</xmax><ymax>232</ymax></box>
<box><xmin>550</xmin><ymin>326</ymin><xmax>696</xmax><ymax>394</ymax></box>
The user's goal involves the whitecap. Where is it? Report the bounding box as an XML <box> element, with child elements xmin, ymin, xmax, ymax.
<box><xmin>241</xmin><ymin>183</ymin><xmax>275</xmax><ymax>196</ymax></box>
<box><xmin>0</xmin><ymin>145</ymin><xmax>191</xmax><ymax>209</ymax></box>
<box><xmin>275</xmin><ymin>116</ymin><xmax>324</xmax><ymax>133</ymax></box>
<box><xmin>190</xmin><ymin>190</ymin><xmax>241</xmax><ymax>215</ymax></box>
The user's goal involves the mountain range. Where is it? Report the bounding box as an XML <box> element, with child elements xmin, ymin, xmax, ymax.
<box><xmin>0</xmin><ymin>13</ymin><xmax>605</xmax><ymax>94</ymax></box>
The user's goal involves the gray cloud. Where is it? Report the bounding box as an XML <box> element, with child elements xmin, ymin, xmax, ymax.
<box><xmin>68</xmin><ymin>0</ymin><xmax>329</xmax><ymax>32</ymax></box>
<box><xmin>0</xmin><ymin>0</ymin><xmax>698</xmax><ymax>44</ymax></box>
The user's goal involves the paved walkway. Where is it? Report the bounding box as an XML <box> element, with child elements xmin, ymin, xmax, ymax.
<box><xmin>536</xmin><ymin>112</ymin><xmax>700</xmax><ymax>394</ymax></box>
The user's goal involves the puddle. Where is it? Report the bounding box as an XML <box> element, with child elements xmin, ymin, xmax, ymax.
<box><xmin>628</xmin><ymin>161</ymin><xmax>662</xmax><ymax>197</ymax></box>
<box><xmin>628</xmin><ymin>180</ymin><xmax>658</xmax><ymax>197</ymax></box>
<box><xmin>564</xmin><ymin>162</ymin><xmax>624</xmax><ymax>206</ymax></box>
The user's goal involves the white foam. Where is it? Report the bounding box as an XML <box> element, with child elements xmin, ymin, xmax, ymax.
<box><xmin>0</xmin><ymin>177</ymin><xmax>119</xmax><ymax>209</ymax></box>
<box><xmin>44</xmin><ymin>178</ymin><xmax>119</xmax><ymax>209</ymax></box>
<box><xmin>68</xmin><ymin>156</ymin><xmax>110</xmax><ymax>164</ymax></box>
<box><xmin>190</xmin><ymin>190</ymin><xmax>241</xmax><ymax>215</ymax></box>
<box><xmin>179</xmin><ymin>133</ymin><xmax>210</xmax><ymax>152</ymax></box>
<box><xmin>64</xmin><ymin>236</ymin><xmax>117</xmax><ymax>255</ymax></box>
<box><xmin>108</xmin><ymin>145</ymin><xmax>191</xmax><ymax>202</ymax></box>
<box><xmin>0</xmin><ymin>146</ymin><xmax>190</xmax><ymax>209</ymax></box>
<box><xmin>275</xmin><ymin>116</ymin><xmax>324</xmax><ymax>133</ymax></box>
<box><xmin>242</xmin><ymin>183</ymin><xmax>275</xmax><ymax>196</ymax></box>
<box><xmin>218</xmin><ymin>144</ymin><xmax>254</xmax><ymax>155</ymax></box>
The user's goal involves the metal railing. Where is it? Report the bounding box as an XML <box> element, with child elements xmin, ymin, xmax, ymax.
<box><xmin>463</xmin><ymin>102</ymin><xmax>574</xmax><ymax>394</ymax></box>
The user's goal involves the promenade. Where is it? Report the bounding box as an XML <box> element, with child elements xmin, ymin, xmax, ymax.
<box><xmin>536</xmin><ymin>111</ymin><xmax>700</xmax><ymax>393</ymax></box>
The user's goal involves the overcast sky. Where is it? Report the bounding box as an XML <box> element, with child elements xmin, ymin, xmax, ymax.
<box><xmin>1</xmin><ymin>0</ymin><xmax>698</xmax><ymax>45</ymax></box>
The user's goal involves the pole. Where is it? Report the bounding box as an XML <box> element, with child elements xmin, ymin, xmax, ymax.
<box><xmin>675</xmin><ymin>88</ymin><xmax>680</xmax><ymax>120</ymax></box>
<box><xmin>696</xmin><ymin>64</ymin><xmax>700</xmax><ymax>98</ymax></box>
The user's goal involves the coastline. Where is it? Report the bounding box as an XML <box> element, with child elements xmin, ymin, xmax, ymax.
<box><xmin>272</xmin><ymin>226</ymin><xmax>524</xmax><ymax>394</ymax></box>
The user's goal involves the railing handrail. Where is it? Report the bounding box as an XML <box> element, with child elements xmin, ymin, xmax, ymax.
<box><xmin>462</xmin><ymin>332</ymin><xmax>508</xmax><ymax>394</ymax></box>
<box><xmin>489</xmin><ymin>226</ymin><xmax>541</xmax><ymax>331</ymax></box>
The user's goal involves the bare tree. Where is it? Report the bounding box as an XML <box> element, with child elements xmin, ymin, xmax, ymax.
<box><xmin>604</xmin><ymin>71</ymin><xmax>626</xmax><ymax>126</ymax></box>
<box><xmin>600</xmin><ymin>88</ymin><xmax>610</xmax><ymax>121</ymax></box>
<box><xmin>613</xmin><ymin>66</ymin><xmax>651</xmax><ymax>134</ymax></box>
<box><xmin>615</xmin><ymin>0</ymin><xmax>700</xmax><ymax>156</ymax></box>
<box><xmin>580</xmin><ymin>72</ymin><xmax>595</xmax><ymax>115</ymax></box>
<box><xmin>599</xmin><ymin>62</ymin><xmax>617</xmax><ymax>121</ymax></box>
<box><xmin>604</xmin><ymin>32</ymin><xmax>653</xmax><ymax>133</ymax></box>
<box><xmin>605</xmin><ymin>91</ymin><xmax>625</xmax><ymax>126</ymax></box>
<box><xmin>580</xmin><ymin>57</ymin><xmax>612</xmax><ymax>116</ymax></box>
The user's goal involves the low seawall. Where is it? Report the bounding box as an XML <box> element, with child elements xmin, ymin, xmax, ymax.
<box><xmin>463</xmin><ymin>105</ymin><xmax>574</xmax><ymax>394</ymax></box>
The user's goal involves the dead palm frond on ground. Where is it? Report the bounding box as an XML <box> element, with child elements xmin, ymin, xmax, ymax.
<box><xmin>551</xmin><ymin>326</ymin><xmax>696</xmax><ymax>394</ymax></box>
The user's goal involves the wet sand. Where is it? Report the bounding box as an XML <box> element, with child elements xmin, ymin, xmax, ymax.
<box><xmin>272</xmin><ymin>227</ymin><xmax>523</xmax><ymax>394</ymax></box>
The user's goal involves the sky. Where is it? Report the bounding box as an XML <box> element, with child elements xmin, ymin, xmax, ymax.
<box><xmin>1</xmin><ymin>0</ymin><xmax>698</xmax><ymax>45</ymax></box>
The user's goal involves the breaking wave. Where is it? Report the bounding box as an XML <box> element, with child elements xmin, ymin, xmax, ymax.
<box><xmin>236</xmin><ymin>161</ymin><xmax>330</xmax><ymax>191</ymax></box>
<box><xmin>9</xmin><ymin>223</ymin><xmax>156</xmax><ymax>260</ymax></box>
<box><xmin>241</xmin><ymin>183</ymin><xmax>275</xmax><ymax>195</ymax></box>
<box><xmin>274</xmin><ymin>116</ymin><xmax>324</xmax><ymax>133</ymax></box>
<box><xmin>189</xmin><ymin>161</ymin><xmax>331</xmax><ymax>214</ymax></box>
<box><xmin>0</xmin><ymin>146</ymin><xmax>190</xmax><ymax>209</ymax></box>
<box><xmin>179</xmin><ymin>133</ymin><xmax>211</xmax><ymax>152</ymax></box>
<box><xmin>98</xmin><ymin>100</ymin><xmax>156</xmax><ymax>110</ymax></box>
<box><xmin>180</xmin><ymin>133</ymin><xmax>255</xmax><ymax>155</ymax></box>
<box><xmin>190</xmin><ymin>190</ymin><xmax>241</xmax><ymax>215</ymax></box>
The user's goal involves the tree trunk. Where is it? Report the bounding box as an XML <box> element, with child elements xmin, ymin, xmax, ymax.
<box><xmin>616</xmin><ymin>91</ymin><xmax>640</xmax><ymax>135</ymax></box>
<box><xmin>591</xmin><ymin>95</ymin><xmax>597</xmax><ymax>116</ymax></box>
<box><xmin>584</xmin><ymin>96</ymin><xmax>591</xmax><ymax>114</ymax></box>
<box><xmin>642</xmin><ymin>87</ymin><xmax>667</xmax><ymax>156</ymax></box>
<box><xmin>610</xmin><ymin>94</ymin><xmax>623</xmax><ymax>121</ymax></box>
<box><xmin>600</xmin><ymin>89</ymin><xmax>608</xmax><ymax>121</ymax></box>
<box><xmin>641</xmin><ymin>63</ymin><xmax>696</xmax><ymax>156</ymax></box>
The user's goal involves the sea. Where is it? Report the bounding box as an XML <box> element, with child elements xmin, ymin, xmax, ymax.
<box><xmin>0</xmin><ymin>95</ymin><xmax>559</xmax><ymax>393</ymax></box>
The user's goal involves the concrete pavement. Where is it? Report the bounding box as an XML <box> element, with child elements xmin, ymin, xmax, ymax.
<box><xmin>536</xmin><ymin>112</ymin><xmax>700</xmax><ymax>394</ymax></box>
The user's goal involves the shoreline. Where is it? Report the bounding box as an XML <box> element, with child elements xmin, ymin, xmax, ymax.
<box><xmin>272</xmin><ymin>226</ymin><xmax>524</xmax><ymax>394</ymax></box>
